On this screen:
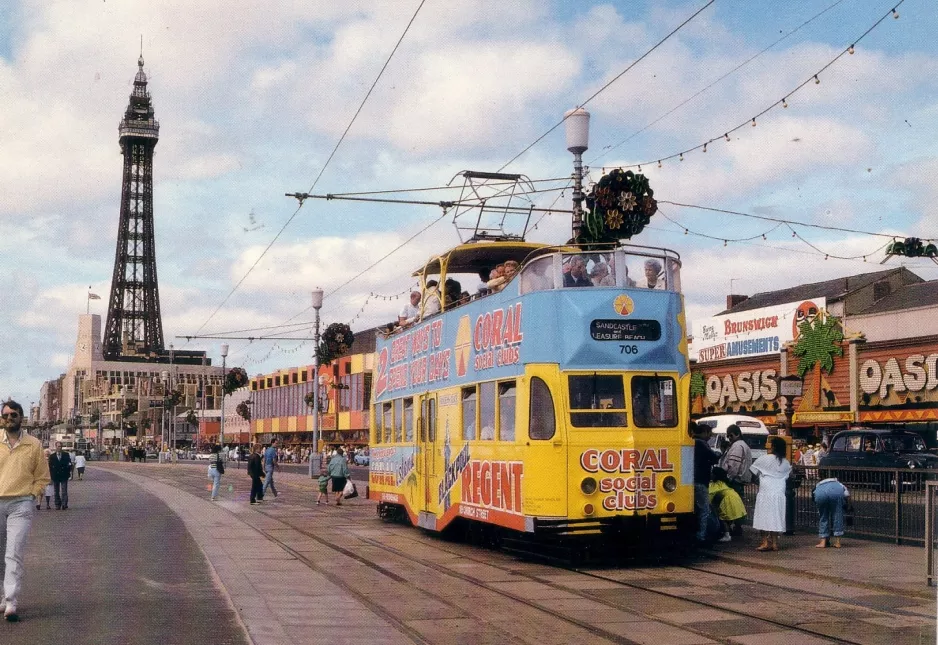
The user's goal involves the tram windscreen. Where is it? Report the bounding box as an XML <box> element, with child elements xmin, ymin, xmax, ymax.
<box><xmin>631</xmin><ymin>376</ymin><xmax>677</xmax><ymax>427</ymax></box>
<box><xmin>567</xmin><ymin>375</ymin><xmax>627</xmax><ymax>428</ymax></box>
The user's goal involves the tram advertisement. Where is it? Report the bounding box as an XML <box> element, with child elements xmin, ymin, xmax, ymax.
<box><xmin>580</xmin><ymin>448</ymin><xmax>674</xmax><ymax>511</ymax></box>
<box><xmin>368</xmin><ymin>446</ymin><xmax>417</xmax><ymax>488</ymax></box>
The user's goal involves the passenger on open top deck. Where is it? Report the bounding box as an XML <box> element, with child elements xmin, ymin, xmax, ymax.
<box><xmin>519</xmin><ymin>256</ymin><xmax>554</xmax><ymax>293</ymax></box>
<box><xmin>590</xmin><ymin>262</ymin><xmax>614</xmax><ymax>287</ymax></box>
<box><xmin>563</xmin><ymin>255</ymin><xmax>592</xmax><ymax>288</ymax></box>
<box><xmin>398</xmin><ymin>291</ymin><xmax>421</xmax><ymax>327</ymax></box>
<box><xmin>486</xmin><ymin>264</ymin><xmax>507</xmax><ymax>293</ymax></box>
<box><xmin>642</xmin><ymin>258</ymin><xmax>665</xmax><ymax>289</ymax></box>
<box><xmin>422</xmin><ymin>280</ymin><xmax>441</xmax><ymax>318</ymax></box>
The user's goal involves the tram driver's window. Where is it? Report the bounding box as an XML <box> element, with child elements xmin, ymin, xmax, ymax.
<box><xmin>403</xmin><ymin>398</ymin><xmax>414</xmax><ymax>442</ymax></box>
<box><xmin>479</xmin><ymin>382</ymin><xmax>496</xmax><ymax>441</ymax></box>
<box><xmin>529</xmin><ymin>377</ymin><xmax>556</xmax><ymax>440</ymax></box>
<box><xmin>498</xmin><ymin>381</ymin><xmax>516</xmax><ymax>442</ymax></box>
<box><xmin>462</xmin><ymin>386</ymin><xmax>477</xmax><ymax>441</ymax></box>
<box><xmin>568</xmin><ymin>375</ymin><xmax>626</xmax><ymax>428</ymax></box>
<box><xmin>631</xmin><ymin>376</ymin><xmax>677</xmax><ymax>427</ymax></box>
<box><xmin>382</xmin><ymin>402</ymin><xmax>392</xmax><ymax>443</ymax></box>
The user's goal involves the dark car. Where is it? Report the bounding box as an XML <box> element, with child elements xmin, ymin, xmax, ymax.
<box><xmin>819</xmin><ymin>428</ymin><xmax>938</xmax><ymax>489</ymax></box>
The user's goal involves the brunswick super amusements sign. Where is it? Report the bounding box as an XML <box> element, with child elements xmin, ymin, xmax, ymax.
<box><xmin>690</xmin><ymin>298</ymin><xmax>826</xmax><ymax>364</ymax></box>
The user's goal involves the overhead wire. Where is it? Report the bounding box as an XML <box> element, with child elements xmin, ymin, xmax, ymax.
<box><xmin>496</xmin><ymin>0</ymin><xmax>716</xmax><ymax>173</ymax></box>
<box><xmin>188</xmin><ymin>0</ymin><xmax>428</xmax><ymax>340</ymax></box>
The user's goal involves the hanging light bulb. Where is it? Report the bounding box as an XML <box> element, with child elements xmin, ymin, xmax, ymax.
<box><xmin>892</xmin><ymin>8</ymin><xmax>899</xmax><ymax>19</ymax></box>
<box><xmin>814</xmin><ymin>75</ymin><xmax>820</xmax><ymax>85</ymax></box>
<box><xmin>762</xmin><ymin>234</ymin><xmax>767</xmax><ymax>240</ymax></box>
<box><xmin>848</xmin><ymin>44</ymin><xmax>855</xmax><ymax>55</ymax></box>
<box><xmin>782</xmin><ymin>97</ymin><xmax>788</xmax><ymax>108</ymax></box>
<box><xmin>824</xmin><ymin>254</ymin><xmax>829</xmax><ymax>260</ymax></box>
<box><xmin>792</xmin><ymin>230</ymin><xmax>796</xmax><ymax>238</ymax></box>
<box><xmin>638</xmin><ymin>164</ymin><xmax>642</xmax><ymax>172</ymax></box>
<box><xmin>724</xmin><ymin>133</ymin><xmax>730</xmax><ymax>142</ymax></box>
<box><xmin>684</xmin><ymin>228</ymin><xmax>688</xmax><ymax>235</ymax></box>
<box><xmin>703</xmin><ymin>143</ymin><xmax>707</xmax><ymax>153</ymax></box>
<box><xmin>863</xmin><ymin>256</ymin><xmax>867</xmax><ymax>262</ymax></box>
<box><xmin>751</xmin><ymin>118</ymin><xmax>757</xmax><ymax>127</ymax></box>
<box><xmin>657</xmin><ymin>160</ymin><xmax>662</xmax><ymax>168</ymax></box>
<box><xmin>679</xmin><ymin>153</ymin><xmax>684</xmax><ymax>161</ymax></box>
<box><xmin>723</xmin><ymin>240</ymin><xmax>728</xmax><ymax>247</ymax></box>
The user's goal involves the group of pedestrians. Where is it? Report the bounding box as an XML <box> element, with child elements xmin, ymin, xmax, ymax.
<box><xmin>692</xmin><ymin>421</ymin><xmax>851</xmax><ymax>551</ymax></box>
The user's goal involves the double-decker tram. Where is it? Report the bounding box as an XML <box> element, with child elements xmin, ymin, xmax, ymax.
<box><xmin>369</xmin><ymin>237</ymin><xmax>695</xmax><ymax>555</ymax></box>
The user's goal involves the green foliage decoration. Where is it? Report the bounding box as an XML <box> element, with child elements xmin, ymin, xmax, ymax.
<box><xmin>185</xmin><ymin>409</ymin><xmax>199</xmax><ymax>427</ymax></box>
<box><xmin>318</xmin><ymin>323</ymin><xmax>355</xmax><ymax>366</ymax></box>
<box><xmin>236</xmin><ymin>401</ymin><xmax>251</xmax><ymax>421</ymax></box>
<box><xmin>689</xmin><ymin>371</ymin><xmax>706</xmax><ymax>398</ymax></box>
<box><xmin>579</xmin><ymin>169</ymin><xmax>657</xmax><ymax>247</ymax></box>
<box><xmin>224</xmin><ymin>367</ymin><xmax>249</xmax><ymax>396</ymax></box>
<box><xmin>793</xmin><ymin>314</ymin><xmax>844</xmax><ymax>378</ymax></box>
<box><xmin>122</xmin><ymin>399</ymin><xmax>138</xmax><ymax>418</ymax></box>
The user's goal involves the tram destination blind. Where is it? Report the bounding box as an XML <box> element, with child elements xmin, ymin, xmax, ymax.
<box><xmin>589</xmin><ymin>319</ymin><xmax>661</xmax><ymax>342</ymax></box>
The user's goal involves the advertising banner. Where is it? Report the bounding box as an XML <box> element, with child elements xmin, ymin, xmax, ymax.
<box><xmin>691</xmin><ymin>297</ymin><xmax>826</xmax><ymax>363</ymax></box>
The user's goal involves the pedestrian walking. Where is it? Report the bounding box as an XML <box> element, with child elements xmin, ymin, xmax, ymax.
<box><xmin>328</xmin><ymin>446</ymin><xmax>351</xmax><ymax>506</ymax></box>
<box><xmin>247</xmin><ymin>444</ymin><xmax>264</xmax><ymax>505</ymax></box>
<box><xmin>207</xmin><ymin>444</ymin><xmax>224</xmax><ymax>501</ymax></box>
<box><xmin>0</xmin><ymin>399</ymin><xmax>51</xmax><ymax>621</ymax></box>
<box><xmin>263</xmin><ymin>438</ymin><xmax>280</xmax><ymax>499</ymax></box>
<box><xmin>37</xmin><ymin>482</ymin><xmax>53</xmax><ymax>511</ymax></box>
<box><xmin>750</xmin><ymin>437</ymin><xmax>791</xmax><ymax>552</ymax></box>
<box><xmin>48</xmin><ymin>441</ymin><xmax>72</xmax><ymax>509</ymax></box>
<box><xmin>691</xmin><ymin>422</ymin><xmax>718</xmax><ymax>543</ymax></box>
<box><xmin>814</xmin><ymin>476</ymin><xmax>850</xmax><ymax>548</ymax></box>
<box><xmin>74</xmin><ymin>452</ymin><xmax>87</xmax><ymax>480</ymax></box>
<box><xmin>316</xmin><ymin>472</ymin><xmax>330</xmax><ymax>505</ymax></box>
<box><xmin>718</xmin><ymin>425</ymin><xmax>752</xmax><ymax>499</ymax></box>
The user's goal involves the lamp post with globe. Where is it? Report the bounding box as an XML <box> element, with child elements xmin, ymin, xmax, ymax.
<box><xmin>309</xmin><ymin>288</ymin><xmax>324</xmax><ymax>478</ymax></box>
<box><xmin>564</xmin><ymin>107</ymin><xmax>590</xmax><ymax>240</ymax></box>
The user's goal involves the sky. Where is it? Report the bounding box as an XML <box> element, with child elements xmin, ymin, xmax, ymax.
<box><xmin>1</xmin><ymin>0</ymin><xmax>937</xmax><ymax>405</ymax></box>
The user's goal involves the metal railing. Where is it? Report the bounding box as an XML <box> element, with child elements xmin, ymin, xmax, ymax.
<box><xmin>926</xmin><ymin>482</ymin><xmax>938</xmax><ymax>586</ymax></box>
<box><xmin>739</xmin><ymin>465</ymin><xmax>936</xmax><ymax>545</ymax></box>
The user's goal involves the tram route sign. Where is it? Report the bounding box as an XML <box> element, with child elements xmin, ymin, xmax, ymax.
<box><xmin>589</xmin><ymin>319</ymin><xmax>661</xmax><ymax>342</ymax></box>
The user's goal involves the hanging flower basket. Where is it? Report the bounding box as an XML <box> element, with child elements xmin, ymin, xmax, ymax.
<box><xmin>318</xmin><ymin>323</ymin><xmax>355</xmax><ymax>366</ymax></box>
<box><xmin>185</xmin><ymin>409</ymin><xmax>198</xmax><ymax>427</ymax></box>
<box><xmin>224</xmin><ymin>367</ymin><xmax>249</xmax><ymax>396</ymax></box>
<box><xmin>163</xmin><ymin>389</ymin><xmax>182</xmax><ymax>409</ymax></box>
<box><xmin>579</xmin><ymin>169</ymin><xmax>657</xmax><ymax>247</ymax></box>
<box><xmin>236</xmin><ymin>401</ymin><xmax>251</xmax><ymax>421</ymax></box>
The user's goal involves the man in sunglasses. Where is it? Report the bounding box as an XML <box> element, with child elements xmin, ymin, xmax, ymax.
<box><xmin>0</xmin><ymin>399</ymin><xmax>49</xmax><ymax>622</ymax></box>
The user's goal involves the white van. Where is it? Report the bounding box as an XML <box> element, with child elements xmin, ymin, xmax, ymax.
<box><xmin>696</xmin><ymin>415</ymin><xmax>770</xmax><ymax>459</ymax></box>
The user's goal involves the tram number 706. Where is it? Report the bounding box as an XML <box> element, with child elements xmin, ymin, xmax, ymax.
<box><xmin>619</xmin><ymin>344</ymin><xmax>639</xmax><ymax>354</ymax></box>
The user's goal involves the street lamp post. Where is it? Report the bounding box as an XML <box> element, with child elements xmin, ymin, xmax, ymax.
<box><xmin>160</xmin><ymin>370</ymin><xmax>169</xmax><ymax>463</ymax></box>
<box><xmin>220</xmin><ymin>344</ymin><xmax>229</xmax><ymax>449</ymax></box>
<box><xmin>309</xmin><ymin>287</ymin><xmax>324</xmax><ymax>478</ymax></box>
<box><xmin>778</xmin><ymin>374</ymin><xmax>804</xmax><ymax>437</ymax></box>
<box><xmin>564</xmin><ymin>107</ymin><xmax>590</xmax><ymax>241</ymax></box>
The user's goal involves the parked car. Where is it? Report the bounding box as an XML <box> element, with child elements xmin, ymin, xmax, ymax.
<box><xmin>195</xmin><ymin>452</ymin><xmax>214</xmax><ymax>460</ymax></box>
<box><xmin>354</xmin><ymin>453</ymin><xmax>370</xmax><ymax>466</ymax></box>
<box><xmin>819</xmin><ymin>427</ymin><xmax>938</xmax><ymax>489</ymax></box>
<box><xmin>696</xmin><ymin>414</ymin><xmax>770</xmax><ymax>459</ymax></box>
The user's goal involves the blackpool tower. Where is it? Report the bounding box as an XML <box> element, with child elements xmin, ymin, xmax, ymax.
<box><xmin>102</xmin><ymin>53</ymin><xmax>165</xmax><ymax>360</ymax></box>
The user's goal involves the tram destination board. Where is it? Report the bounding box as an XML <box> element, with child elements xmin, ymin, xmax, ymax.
<box><xmin>590</xmin><ymin>319</ymin><xmax>661</xmax><ymax>342</ymax></box>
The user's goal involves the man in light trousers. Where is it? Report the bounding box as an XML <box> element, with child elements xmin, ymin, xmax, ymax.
<box><xmin>0</xmin><ymin>400</ymin><xmax>50</xmax><ymax>622</ymax></box>
<box><xmin>263</xmin><ymin>437</ymin><xmax>280</xmax><ymax>499</ymax></box>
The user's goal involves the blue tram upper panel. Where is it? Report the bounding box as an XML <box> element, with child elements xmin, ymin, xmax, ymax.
<box><xmin>373</xmin><ymin>242</ymin><xmax>688</xmax><ymax>402</ymax></box>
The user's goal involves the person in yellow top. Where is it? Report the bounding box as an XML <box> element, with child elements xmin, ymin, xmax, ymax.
<box><xmin>0</xmin><ymin>399</ymin><xmax>50</xmax><ymax>622</ymax></box>
<box><xmin>709</xmin><ymin>467</ymin><xmax>747</xmax><ymax>543</ymax></box>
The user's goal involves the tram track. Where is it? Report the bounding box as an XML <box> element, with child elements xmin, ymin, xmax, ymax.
<box><xmin>120</xmin><ymin>465</ymin><xmax>906</xmax><ymax>645</ymax></box>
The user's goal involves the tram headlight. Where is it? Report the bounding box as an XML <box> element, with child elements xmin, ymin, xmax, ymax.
<box><xmin>580</xmin><ymin>477</ymin><xmax>598</xmax><ymax>495</ymax></box>
<box><xmin>662</xmin><ymin>475</ymin><xmax>677</xmax><ymax>493</ymax></box>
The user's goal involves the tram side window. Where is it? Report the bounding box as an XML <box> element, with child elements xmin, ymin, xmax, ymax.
<box><xmin>403</xmin><ymin>398</ymin><xmax>414</xmax><ymax>442</ymax></box>
<box><xmin>382</xmin><ymin>402</ymin><xmax>392</xmax><ymax>443</ymax></box>
<box><xmin>498</xmin><ymin>381</ymin><xmax>516</xmax><ymax>442</ymax></box>
<box><xmin>462</xmin><ymin>387</ymin><xmax>477</xmax><ymax>441</ymax></box>
<box><xmin>479</xmin><ymin>382</ymin><xmax>496</xmax><ymax>441</ymax></box>
<box><xmin>630</xmin><ymin>376</ymin><xmax>677</xmax><ymax>427</ymax></box>
<box><xmin>529</xmin><ymin>377</ymin><xmax>556</xmax><ymax>440</ymax></box>
<box><xmin>394</xmin><ymin>399</ymin><xmax>403</xmax><ymax>443</ymax></box>
<box><xmin>427</xmin><ymin>399</ymin><xmax>437</xmax><ymax>442</ymax></box>
<box><xmin>568</xmin><ymin>375</ymin><xmax>627</xmax><ymax>428</ymax></box>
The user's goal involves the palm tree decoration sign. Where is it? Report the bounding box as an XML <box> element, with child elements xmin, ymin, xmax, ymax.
<box><xmin>792</xmin><ymin>313</ymin><xmax>843</xmax><ymax>407</ymax></box>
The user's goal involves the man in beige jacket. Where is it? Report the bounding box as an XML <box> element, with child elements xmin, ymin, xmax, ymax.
<box><xmin>0</xmin><ymin>399</ymin><xmax>50</xmax><ymax>622</ymax></box>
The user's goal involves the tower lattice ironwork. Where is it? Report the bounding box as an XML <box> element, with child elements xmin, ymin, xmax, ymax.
<box><xmin>103</xmin><ymin>54</ymin><xmax>164</xmax><ymax>360</ymax></box>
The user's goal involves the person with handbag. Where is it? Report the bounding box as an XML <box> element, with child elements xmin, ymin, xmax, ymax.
<box><xmin>327</xmin><ymin>447</ymin><xmax>351</xmax><ymax>506</ymax></box>
<box><xmin>814</xmin><ymin>476</ymin><xmax>850</xmax><ymax>548</ymax></box>
<box><xmin>208</xmin><ymin>444</ymin><xmax>224</xmax><ymax>501</ymax></box>
<box><xmin>247</xmin><ymin>444</ymin><xmax>264</xmax><ymax>505</ymax></box>
<box><xmin>750</xmin><ymin>437</ymin><xmax>791</xmax><ymax>551</ymax></box>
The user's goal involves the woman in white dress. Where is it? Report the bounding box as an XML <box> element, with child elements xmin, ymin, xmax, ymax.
<box><xmin>750</xmin><ymin>437</ymin><xmax>791</xmax><ymax>551</ymax></box>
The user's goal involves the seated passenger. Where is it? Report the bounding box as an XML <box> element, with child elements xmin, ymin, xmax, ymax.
<box><xmin>487</xmin><ymin>265</ymin><xmax>508</xmax><ymax>293</ymax></box>
<box><xmin>458</xmin><ymin>291</ymin><xmax>471</xmax><ymax>306</ymax></box>
<box><xmin>444</xmin><ymin>278</ymin><xmax>461</xmax><ymax>307</ymax></box>
<box><xmin>642</xmin><ymin>259</ymin><xmax>666</xmax><ymax>289</ymax></box>
<box><xmin>503</xmin><ymin>260</ymin><xmax>520</xmax><ymax>283</ymax></box>
<box><xmin>563</xmin><ymin>255</ymin><xmax>592</xmax><ymax>288</ymax></box>
<box><xmin>422</xmin><ymin>280</ymin><xmax>441</xmax><ymax>317</ymax></box>
<box><xmin>590</xmin><ymin>262</ymin><xmax>615</xmax><ymax>287</ymax></box>
<box><xmin>520</xmin><ymin>258</ymin><xmax>554</xmax><ymax>292</ymax></box>
<box><xmin>398</xmin><ymin>291</ymin><xmax>421</xmax><ymax>327</ymax></box>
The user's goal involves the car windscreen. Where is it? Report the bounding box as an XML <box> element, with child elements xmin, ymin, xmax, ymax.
<box><xmin>697</xmin><ymin>420</ymin><xmax>718</xmax><ymax>430</ymax></box>
<box><xmin>742</xmin><ymin>434</ymin><xmax>767</xmax><ymax>450</ymax></box>
<box><xmin>881</xmin><ymin>434</ymin><xmax>927</xmax><ymax>452</ymax></box>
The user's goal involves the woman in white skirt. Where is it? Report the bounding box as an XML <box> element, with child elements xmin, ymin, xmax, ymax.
<box><xmin>750</xmin><ymin>437</ymin><xmax>791</xmax><ymax>551</ymax></box>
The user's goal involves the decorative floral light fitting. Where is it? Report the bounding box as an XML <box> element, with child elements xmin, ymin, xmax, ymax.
<box><xmin>578</xmin><ymin>169</ymin><xmax>657</xmax><ymax>247</ymax></box>
<box><xmin>223</xmin><ymin>367</ymin><xmax>249</xmax><ymax>396</ymax></box>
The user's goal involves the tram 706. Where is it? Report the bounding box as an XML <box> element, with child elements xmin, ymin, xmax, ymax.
<box><xmin>369</xmin><ymin>240</ymin><xmax>695</xmax><ymax>551</ymax></box>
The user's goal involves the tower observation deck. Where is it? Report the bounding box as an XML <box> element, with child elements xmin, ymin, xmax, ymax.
<box><xmin>103</xmin><ymin>54</ymin><xmax>164</xmax><ymax>360</ymax></box>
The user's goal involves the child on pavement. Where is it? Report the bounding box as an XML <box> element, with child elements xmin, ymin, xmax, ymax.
<box><xmin>709</xmin><ymin>467</ymin><xmax>747</xmax><ymax>542</ymax></box>
<box><xmin>317</xmin><ymin>472</ymin><xmax>330</xmax><ymax>505</ymax></box>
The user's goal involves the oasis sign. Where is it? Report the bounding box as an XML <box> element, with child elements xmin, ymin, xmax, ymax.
<box><xmin>705</xmin><ymin>369</ymin><xmax>778</xmax><ymax>408</ymax></box>
<box><xmin>859</xmin><ymin>354</ymin><xmax>938</xmax><ymax>400</ymax></box>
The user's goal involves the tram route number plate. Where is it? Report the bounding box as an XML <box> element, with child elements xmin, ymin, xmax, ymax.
<box><xmin>590</xmin><ymin>319</ymin><xmax>661</xmax><ymax>342</ymax></box>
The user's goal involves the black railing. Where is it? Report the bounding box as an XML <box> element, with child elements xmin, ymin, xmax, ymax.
<box><xmin>738</xmin><ymin>465</ymin><xmax>936</xmax><ymax>545</ymax></box>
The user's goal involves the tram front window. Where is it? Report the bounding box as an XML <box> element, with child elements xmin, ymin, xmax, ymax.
<box><xmin>567</xmin><ymin>375</ymin><xmax>627</xmax><ymax>428</ymax></box>
<box><xmin>631</xmin><ymin>376</ymin><xmax>677</xmax><ymax>427</ymax></box>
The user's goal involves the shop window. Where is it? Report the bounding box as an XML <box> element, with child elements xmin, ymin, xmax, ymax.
<box><xmin>498</xmin><ymin>381</ymin><xmax>516</xmax><ymax>442</ymax></box>
<box><xmin>462</xmin><ymin>387</ymin><xmax>477</xmax><ymax>441</ymax></box>
<box><xmin>529</xmin><ymin>377</ymin><xmax>556</xmax><ymax>440</ymax></box>
<box><xmin>479</xmin><ymin>382</ymin><xmax>496</xmax><ymax>441</ymax></box>
<box><xmin>363</xmin><ymin>374</ymin><xmax>372</xmax><ymax>411</ymax></box>
<box><xmin>630</xmin><ymin>376</ymin><xmax>677</xmax><ymax>427</ymax></box>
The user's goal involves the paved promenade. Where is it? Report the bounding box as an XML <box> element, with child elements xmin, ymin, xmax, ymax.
<box><xmin>8</xmin><ymin>461</ymin><xmax>936</xmax><ymax>645</ymax></box>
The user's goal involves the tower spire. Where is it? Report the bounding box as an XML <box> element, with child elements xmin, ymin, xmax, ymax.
<box><xmin>102</xmin><ymin>54</ymin><xmax>164</xmax><ymax>360</ymax></box>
